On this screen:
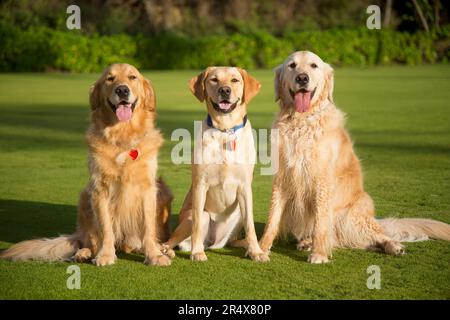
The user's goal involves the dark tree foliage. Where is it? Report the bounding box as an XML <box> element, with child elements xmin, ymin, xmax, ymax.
<box><xmin>1</xmin><ymin>0</ymin><xmax>448</xmax><ymax>36</ymax></box>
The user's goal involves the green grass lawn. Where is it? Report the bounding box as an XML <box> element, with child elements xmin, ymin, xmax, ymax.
<box><xmin>0</xmin><ymin>65</ymin><xmax>449</xmax><ymax>299</ymax></box>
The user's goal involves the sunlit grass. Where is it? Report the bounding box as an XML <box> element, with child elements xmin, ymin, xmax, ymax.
<box><xmin>0</xmin><ymin>65</ymin><xmax>449</xmax><ymax>299</ymax></box>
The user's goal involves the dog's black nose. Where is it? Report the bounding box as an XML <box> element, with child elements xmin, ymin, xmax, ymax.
<box><xmin>218</xmin><ymin>86</ymin><xmax>231</xmax><ymax>97</ymax></box>
<box><xmin>295</xmin><ymin>73</ymin><xmax>309</xmax><ymax>86</ymax></box>
<box><xmin>115</xmin><ymin>85</ymin><xmax>130</xmax><ymax>99</ymax></box>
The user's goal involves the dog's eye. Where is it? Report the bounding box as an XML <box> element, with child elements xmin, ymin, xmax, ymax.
<box><xmin>106</xmin><ymin>76</ymin><xmax>115</xmax><ymax>82</ymax></box>
<box><xmin>210</xmin><ymin>78</ymin><xmax>219</xmax><ymax>83</ymax></box>
<box><xmin>129</xmin><ymin>75</ymin><xmax>137</xmax><ymax>80</ymax></box>
<box><xmin>310</xmin><ymin>63</ymin><xmax>318</xmax><ymax>69</ymax></box>
<box><xmin>231</xmin><ymin>78</ymin><xmax>239</xmax><ymax>83</ymax></box>
<box><xmin>289</xmin><ymin>62</ymin><xmax>296</xmax><ymax>69</ymax></box>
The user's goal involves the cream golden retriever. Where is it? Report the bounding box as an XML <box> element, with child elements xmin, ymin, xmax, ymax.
<box><xmin>1</xmin><ymin>63</ymin><xmax>174</xmax><ymax>267</ymax></box>
<box><xmin>162</xmin><ymin>67</ymin><xmax>269</xmax><ymax>262</ymax></box>
<box><xmin>259</xmin><ymin>51</ymin><xmax>450</xmax><ymax>263</ymax></box>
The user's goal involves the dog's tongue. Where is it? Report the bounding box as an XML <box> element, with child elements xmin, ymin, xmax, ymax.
<box><xmin>116</xmin><ymin>104</ymin><xmax>132</xmax><ymax>121</ymax></box>
<box><xmin>219</xmin><ymin>102</ymin><xmax>232</xmax><ymax>110</ymax></box>
<box><xmin>294</xmin><ymin>91</ymin><xmax>311</xmax><ymax>113</ymax></box>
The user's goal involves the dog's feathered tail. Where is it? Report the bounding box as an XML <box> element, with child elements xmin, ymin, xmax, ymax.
<box><xmin>378</xmin><ymin>218</ymin><xmax>450</xmax><ymax>242</ymax></box>
<box><xmin>0</xmin><ymin>234</ymin><xmax>80</xmax><ymax>262</ymax></box>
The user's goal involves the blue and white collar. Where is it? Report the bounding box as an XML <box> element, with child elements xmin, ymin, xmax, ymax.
<box><xmin>206</xmin><ymin>114</ymin><xmax>248</xmax><ymax>133</ymax></box>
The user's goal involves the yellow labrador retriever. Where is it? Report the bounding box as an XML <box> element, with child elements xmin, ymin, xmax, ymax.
<box><xmin>259</xmin><ymin>51</ymin><xmax>450</xmax><ymax>263</ymax></box>
<box><xmin>163</xmin><ymin>67</ymin><xmax>269</xmax><ymax>262</ymax></box>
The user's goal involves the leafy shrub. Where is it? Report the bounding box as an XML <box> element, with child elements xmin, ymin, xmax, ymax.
<box><xmin>50</xmin><ymin>32</ymin><xmax>139</xmax><ymax>72</ymax></box>
<box><xmin>0</xmin><ymin>22</ymin><xmax>448</xmax><ymax>72</ymax></box>
<box><xmin>0</xmin><ymin>23</ymin><xmax>55</xmax><ymax>71</ymax></box>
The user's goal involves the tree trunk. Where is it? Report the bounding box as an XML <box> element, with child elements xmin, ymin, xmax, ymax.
<box><xmin>434</xmin><ymin>0</ymin><xmax>440</xmax><ymax>29</ymax></box>
<box><xmin>383</xmin><ymin>0</ymin><xmax>393</xmax><ymax>28</ymax></box>
<box><xmin>412</xmin><ymin>0</ymin><xmax>430</xmax><ymax>32</ymax></box>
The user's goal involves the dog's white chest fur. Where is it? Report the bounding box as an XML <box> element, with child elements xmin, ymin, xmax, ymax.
<box><xmin>194</xmin><ymin>121</ymin><xmax>256</xmax><ymax>167</ymax></box>
<box><xmin>194</xmin><ymin>121</ymin><xmax>255</xmax><ymax>214</ymax></box>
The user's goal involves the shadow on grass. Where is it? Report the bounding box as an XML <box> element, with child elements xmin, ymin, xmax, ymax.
<box><xmin>206</xmin><ymin>242</ymin><xmax>309</xmax><ymax>263</ymax></box>
<box><xmin>356</xmin><ymin>142</ymin><xmax>450</xmax><ymax>156</ymax></box>
<box><xmin>0</xmin><ymin>104</ymin><xmax>205</xmax><ymax>137</ymax></box>
<box><xmin>0</xmin><ymin>199</ymin><xmax>77</xmax><ymax>244</ymax></box>
<box><xmin>0</xmin><ymin>198</ymin><xmax>179</xmax><ymax>243</ymax></box>
<box><xmin>3</xmin><ymin>101</ymin><xmax>449</xmax><ymax>157</ymax></box>
<box><xmin>117</xmin><ymin>252</ymin><xmax>145</xmax><ymax>263</ymax></box>
<box><xmin>0</xmin><ymin>104</ymin><xmax>89</xmax><ymax>135</ymax></box>
<box><xmin>169</xmin><ymin>222</ymin><xmax>311</xmax><ymax>263</ymax></box>
<box><xmin>0</xmin><ymin>104</ymin><xmax>276</xmax><ymax>150</ymax></box>
<box><xmin>0</xmin><ymin>199</ymin><xmax>179</xmax><ymax>264</ymax></box>
<box><xmin>0</xmin><ymin>199</ymin><xmax>384</xmax><ymax>264</ymax></box>
<box><xmin>0</xmin><ymin>200</ymin><xmax>307</xmax><ymax>263</ymax></box>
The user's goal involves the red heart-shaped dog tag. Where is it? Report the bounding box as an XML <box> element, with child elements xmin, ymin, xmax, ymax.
<box><xmin>129</xmin><ymin>149</ymin><xmax>139</xmax><ymax>160</ymax></box>
<box><xmin>230</xmin><ymin>140</ymin><xmax>236</xmax><ymax>151</ymax></box>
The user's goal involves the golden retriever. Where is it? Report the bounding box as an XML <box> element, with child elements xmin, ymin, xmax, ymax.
<box><xmin>259</xmin><ymin>51</ymin><xmax>450</xmax><ymax>263</ymax></box>
<box><xmin>1</xmin><ymin>63</ymin><xmax>174</xmax><ymax>267</ymax></box>
<box><xmin>162</xmin><ymin>67</ymin><xmax>269</xmax><ymax>262</ymax></box>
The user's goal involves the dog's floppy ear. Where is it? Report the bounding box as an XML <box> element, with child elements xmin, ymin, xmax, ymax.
<box><xmin>273</xmin><ymin>64</ymin><xmax>283</xmax><ymax>102</ymax></box>
<box><xmin>143</xmin><ymin>77</ymin><xmax>156</xmax><ymax>112</ymax></box>
<box><xmin>89</xmin><ymin>81</ymin><xmax>102</xmax><ymax>111</ymax></box>
<box><xmin>237</xmin><ymin>68</ymin><xmax>261</xmax><ymax>104</ymax></box>
<box><xmin>325</xmin><ymin>63</ymin><xmax>334</xmax><ymax>103</ymax></box>
<box><xmin>189</xmin><ymin>68</ymin><xmax>211</xmax><ymax>102</ymax></box>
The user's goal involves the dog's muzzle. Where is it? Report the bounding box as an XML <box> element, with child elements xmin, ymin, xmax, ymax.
<box><xmin>107</xmin><ymin>98</ymin><xmax>138</xmax><ymax>122</ymax></box>
<box><xmin>211</xmin><ymin>98</ymin><xmax>239</xmax><ymax>114</ymax></box>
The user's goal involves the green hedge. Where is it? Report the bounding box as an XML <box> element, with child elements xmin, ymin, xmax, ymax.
<box><xmin>1</xmin><ymin>23</ymin><xmax>448</xmax><ymax>72</ymax></box>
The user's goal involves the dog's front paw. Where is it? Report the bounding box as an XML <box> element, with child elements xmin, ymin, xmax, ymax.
<box><xmin>248</xmin><ymin>251</ymin><xmax>270</xmax><ymax>263</ymax></box>
<box><xmin>93</xmin><ymin>253</ymin><xmax>116</xmax><ymax>266</ymax></box>
<box><xmin>161</xmin><ymin>244</ymin><xmax>176</xmax><ymax>259</ymax></box>
<box><xmin>297</xmin><ymin>238</ymin><xmax>313</xmax><ymax>251</ymax></box>
<box><xmin>259</xmin><ymin>241</ymin><xmax>271</xmax><ymax>255</ymax></box>
<box><xmin>307</xmin><ymin>253</ymin><xmax>329</xmax><ymax>264</ymax></box>
<box><xmin>144</xmin><ymin>254</ymin><xmax>172</xmax><ymax>267</ymax></box>
<box><xmin>73</xmin><ymin>248</ymin><xmax>92</xmax><ymax>263</ymax></box>
<box><xmin>191</xmin><ymin>252</ymin><xmax>207</xmax><ymax>262</ymax></box>
<box><xmin>384</xmin><ymin>241</ymin><xmax>405</xmax><ymax>256</ymax></box>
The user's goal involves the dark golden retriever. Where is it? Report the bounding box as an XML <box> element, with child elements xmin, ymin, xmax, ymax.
<box><xmin>1</xmin><ymin>63</ymin><xmax>174</xmax><ymax>266</ymax></box>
